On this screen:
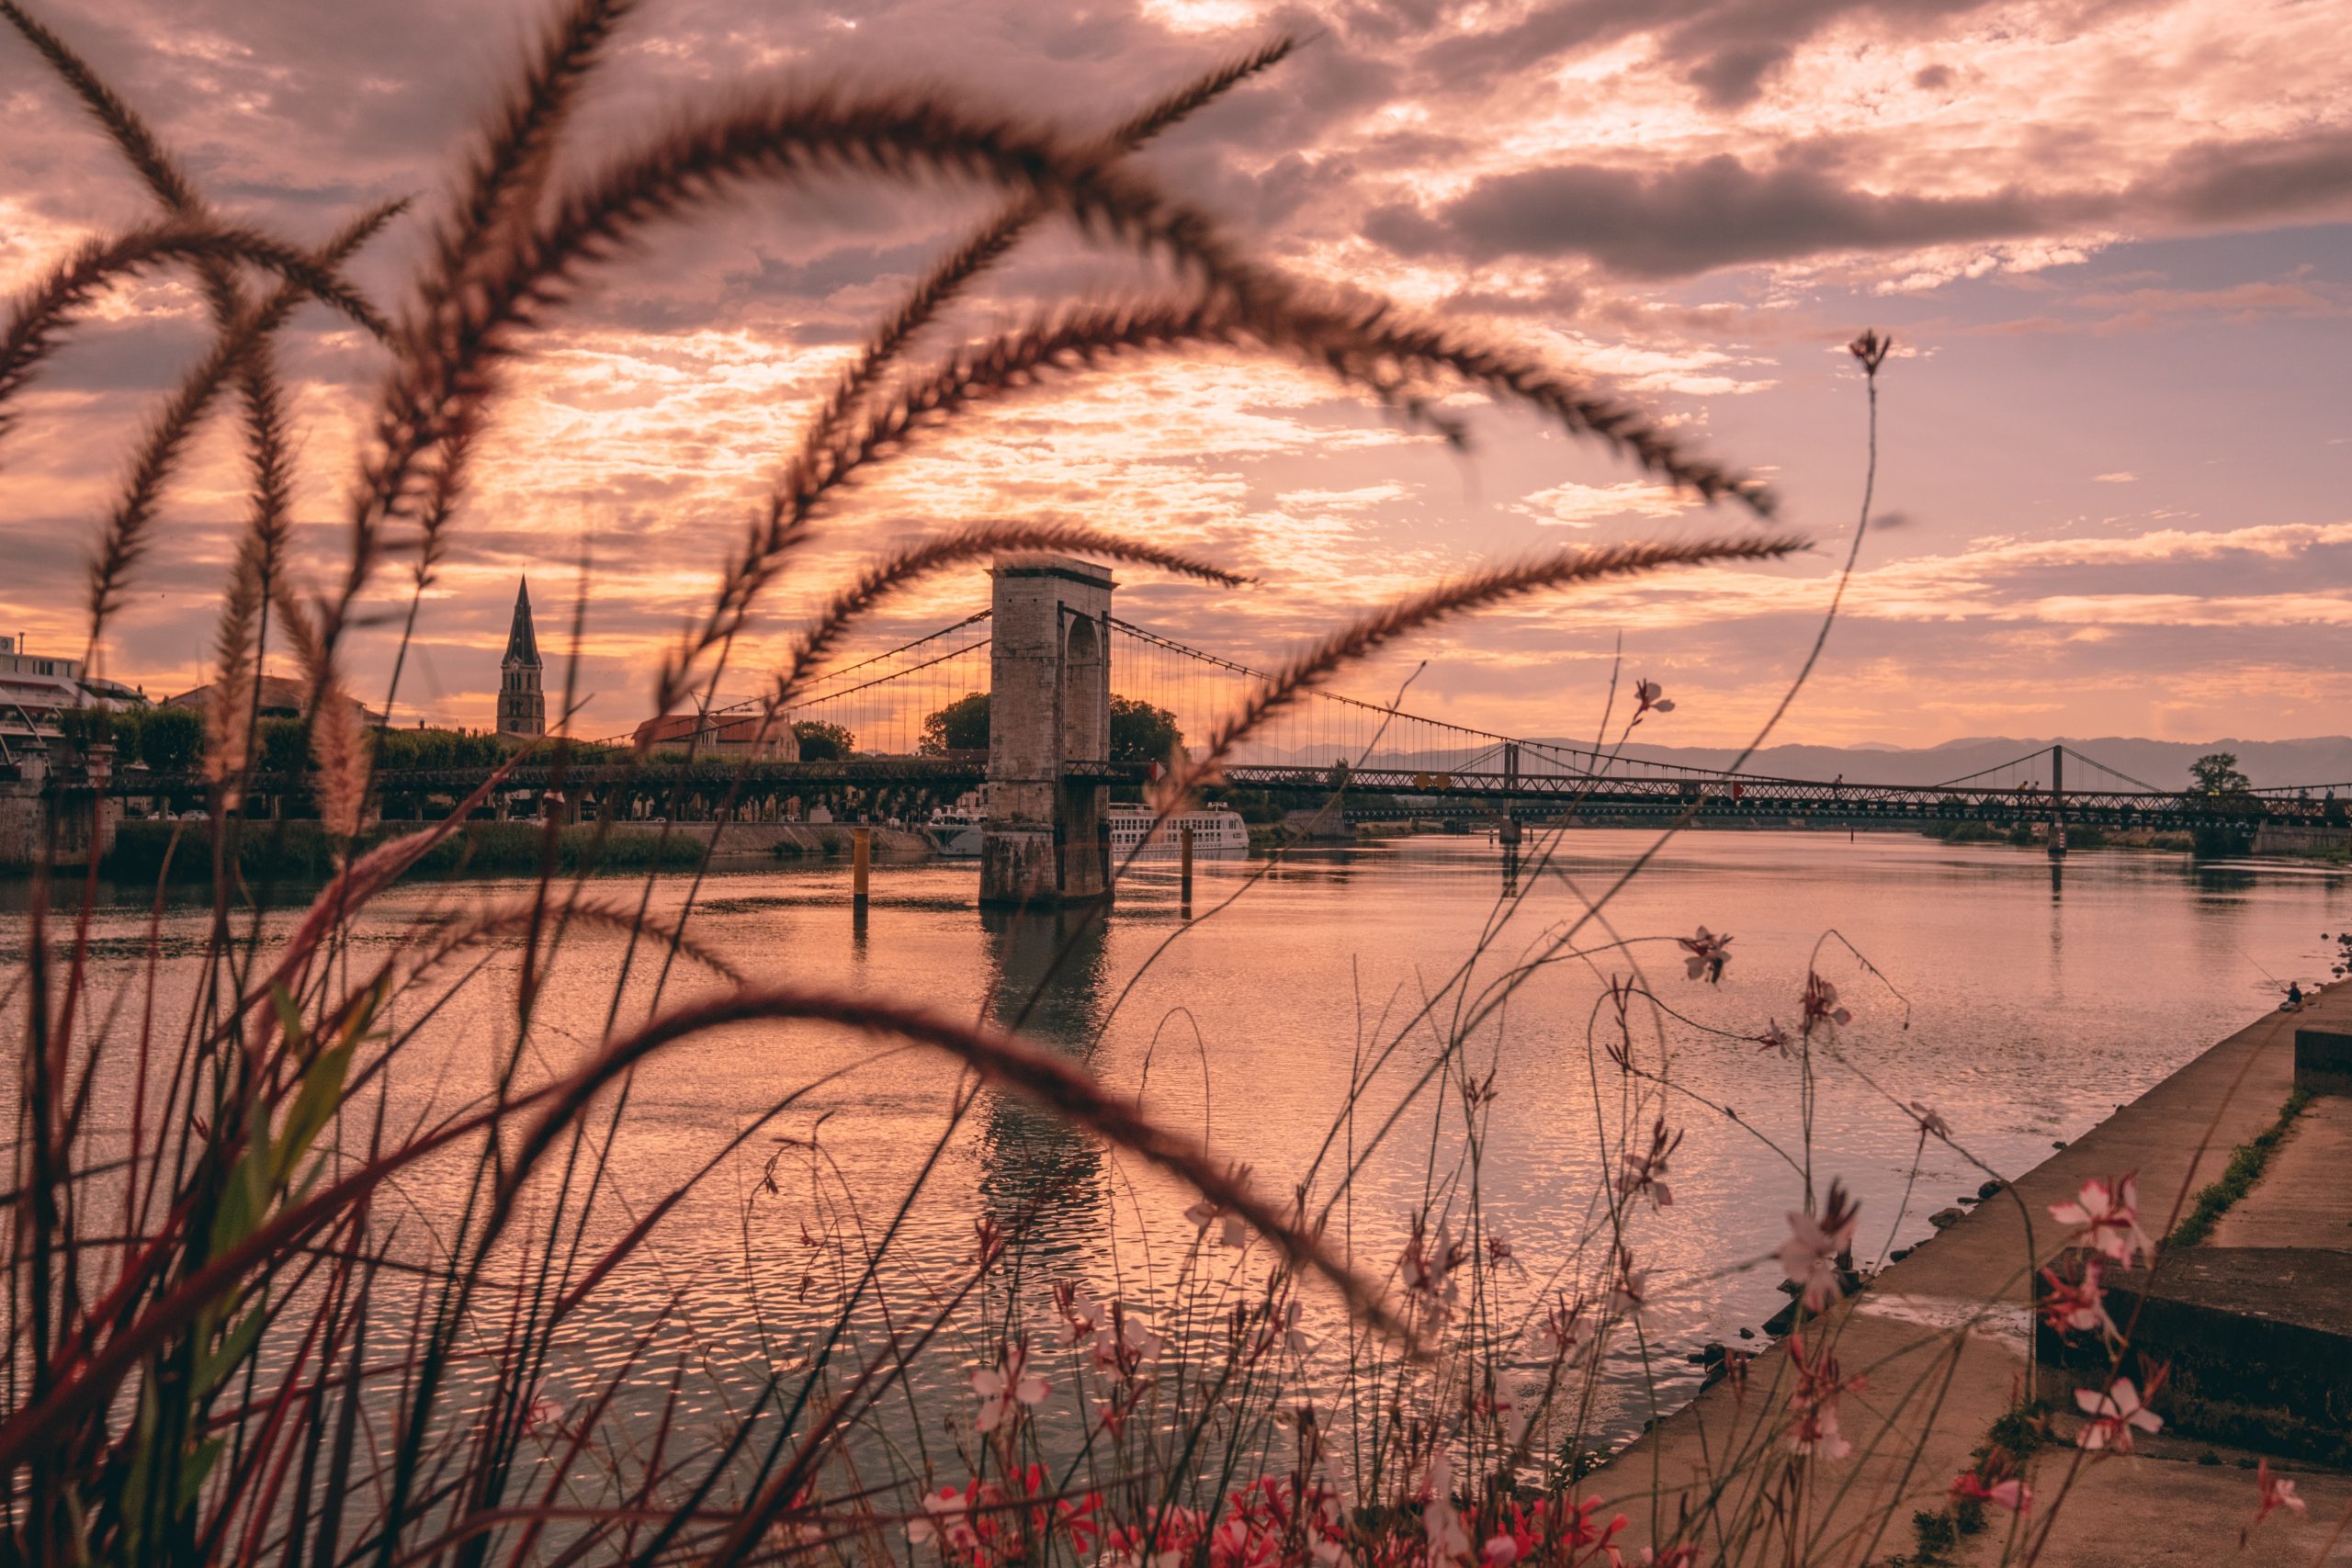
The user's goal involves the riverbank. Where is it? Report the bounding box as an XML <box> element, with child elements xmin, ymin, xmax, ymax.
<box><xmin>1591</xmin><ymin>983</ymin><xmax>2351</xmax><ymax>1564</ymax></box>
<box><xmin>94</xmin><ymin>817</ymin><xmax>932</xmax><ymax>883</ymax></box>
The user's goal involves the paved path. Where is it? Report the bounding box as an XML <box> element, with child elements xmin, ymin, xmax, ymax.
<box><xmin>1592</xmin><ymin>982</ymin><xmax>2352</xmax><ymax>1565</ymax></box>
<box><xmin>2208</xmin><ymin>1094</ymin><xmax>2352</xmax><ymax>1253</ymax></box>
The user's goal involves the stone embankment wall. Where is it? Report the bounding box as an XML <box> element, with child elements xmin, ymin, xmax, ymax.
<box><xmin>2253</xmin><ymin>822</ymin><xmax>2350</xmax><ymax>855</ymax></box>
<box><xmin>600</xmin><ymin>820</ymin><xmax>930</xmax><ymax>867</ymax></box>
<box><xmin>0</xmin><ymin>782</ymin><xmax>118</xmax><ymax>869</ymax></box>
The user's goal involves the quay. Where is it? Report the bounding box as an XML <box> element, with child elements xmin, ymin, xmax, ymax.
<box><xmin>1596</xmin><ymin>985</ymin><xmax>2352</xmax><ymax>1564</ymax></box>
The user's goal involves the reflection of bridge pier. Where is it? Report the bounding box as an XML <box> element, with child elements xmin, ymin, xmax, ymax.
<box><xmin>980</xmin><ymin>557</ymin><xmax>1114</xmax><ymax>907</ymax></box>
<box><xmin>974</xmin><ymin>903</ymin><xmax>1111</xmax><ymax>1232</ymax></box>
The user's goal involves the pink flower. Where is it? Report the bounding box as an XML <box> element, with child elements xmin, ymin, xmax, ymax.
<box><xmin>522</xmin><ymin>1390</ymin><xmax>571</xmax><ymax>1441</ymax></box>
<box><xmin>1677</xmin><ymin>926</ymin><xmax>1732</xmax><ymax>983</ymax></box>
<box><xmin>1091</xmin><ymin>1313</ymin><xmax>1162</xmax><ymax>1380</ymax></box>
<box><xmin>1401</xmin><ymin>1218</ymin><xmax>1467</xmax><ymax>1310</ymax></box>
<box><xmin>2244</xmin><ymin>1458</ymin><xmax>2306</xmax><ymax>1542</ymax></box>
<box><xmin>908</xmin><ymin>1483</ymin><xmax>979</xmax><ymax>1551</ymax></box>
<box><xmin>2049</xmin><ymin>1174</ymin><xmax>2152</xmax><ymax>1267</ymax></box>
<box><xmin>1482</xmin><ymin>1536</ymin><xmax>1520</xmax><ymax>1567</ymax></box>
<box><xmin>1800</xmin><ymin>973</ymin><xmax>1850</xmax><ymax>1039</ymax></box>
<box><xmin>1753</xmin><ymin>1020</ymin><xmax>1792</xmax><ymax>1060</ymax></box>
<box><xmin>1784</xmin><ymin>1330</ymin><xmax>1866</xmax><ymax>1461</ymax></box>
<box><xmin>1634</xmin><ymin>679</ymin><xmax>1675</xmax><ymax>716</ymax></box>
<box><xmin>1277</xmin><ymin>1299</ymin><xmax>1313</xmax><ymax>1357</ymax></box>
<box><xmin>1055</xmin><ymin>1280</ymin><xmax>1108</xmax><ymax>1346</ymax></box>
<box><xmin>1951</xmin><ymin>1472</ymin><xmax>2031</xmax><ymax>1514</ymax></box>
<box><xmin>1534</xmin><ymin>1297</ymin><xmax>1587</xmax><ymax>1360</ymax></box>
<box><xmin>972</xmin><ymin>1344</ymin><xmax>1048</xmax><ymax>1432</ymax></box>
<box><xmin>1183</xmin><ymin>1198</ymin><xmax>1250</xmax><ymax>1249</ymax></box>
<box><xmin>1779</xmin><ymin>1181</ymin><xmax>1860</xmax><ymax>1313</ymax></box>
<box><xmin>1618</xmin><ymin>1116</ymin><xmax>1681</xmax><ymax>1210</ymax></box>
<box><xmin>2074</xmin><ymin>1375</ymin><xmax>2162</xmax><ymax>1452</ymax></box>
<box><xmin>1608</xmin><ymin>1247</ymin><xmax>1651</xmax><ymax>1320</ymax></box>
<box><xmin>2038</xmin><ymin>1257</ymin><xmax>2118</xmax><ymax>1340</ymax></box>
<box><xmin>1422</xmin><ymin>1452</ymin><xmax>1472</xmax><ymax>1562</ymax></box>
<box><xmin>1907</xmin><ymin>1101</ymin><xmax>1951</xmax><ymax>1139</ymax></box>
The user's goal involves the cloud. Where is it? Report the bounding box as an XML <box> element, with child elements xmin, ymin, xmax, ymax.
<box><xmin>1413</xmin><ymin>0</ymin><xmax>1997</xmax><ymax>110</ymax></box>
<box><xmin>2094</xmin><ymin>472</ymin><xmax>2137</xmax><ymax>483</ymax></box>
<box><xmin>1363</xmin><ymin>130</ymin><xmax>2352</xmax><ymax>279</ymax></box>
<box><xmin>1510</xmin><ymin>479</ymin><xmax>1687</xmax><ymax>527</ymax></box>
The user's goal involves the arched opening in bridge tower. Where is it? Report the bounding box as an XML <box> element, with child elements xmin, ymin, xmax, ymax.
<box><xmin>1062</xmin><ymin>615</ymin><xmax>1104</xmax><ymax>764</ymax></box>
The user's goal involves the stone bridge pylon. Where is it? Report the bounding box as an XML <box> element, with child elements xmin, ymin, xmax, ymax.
<box><xmin>980</xmin><ymin>556</ymin><xmax>1114</xmax><ymax>906</ymax></box>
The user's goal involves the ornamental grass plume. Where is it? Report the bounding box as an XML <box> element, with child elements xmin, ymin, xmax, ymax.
<box><xmin>1</xmin><ymin>3</ymin><xmax>2104</xmax><ymax>1566</ymax></box>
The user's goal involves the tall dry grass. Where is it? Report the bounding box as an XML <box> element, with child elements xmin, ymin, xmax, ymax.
<box><xmin>0</xmin><ymin>5</ymin><xmax>2175</xmax><ymax>1568</ymax></box>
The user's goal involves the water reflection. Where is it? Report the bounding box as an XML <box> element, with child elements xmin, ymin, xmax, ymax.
<box><xmin>976</xmin><ymin>904</ymin><xmax>1112</xmax><ymax>1247</ymax></box>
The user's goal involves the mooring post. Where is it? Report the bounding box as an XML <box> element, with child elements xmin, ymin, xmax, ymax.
<box><xmin>853</xmin><ymin>825</ymin><xmax>871</xmax><ymax>906</ymax></box>
<box><xmin>1180</xmin><ymin>825</ymin><xmax>1194</xmax><ymax>916</ymax></box>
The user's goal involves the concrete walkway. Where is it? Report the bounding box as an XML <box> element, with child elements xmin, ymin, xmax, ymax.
<box><xmin>1592</xmin><ymin>983</ymin><xmax>2352</xmax><ymax>1565</ymax></box>
<box><xmin>2207</xmin><ymin>1095</ymin><xmax>2352</xmax><ymax>1253</ymax></box>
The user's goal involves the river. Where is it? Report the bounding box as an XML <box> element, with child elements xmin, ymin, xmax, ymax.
<box><xmin>16</xmin><ymin>828</ymin><xmax>2346</xmax><ymax>1460</ymax></box>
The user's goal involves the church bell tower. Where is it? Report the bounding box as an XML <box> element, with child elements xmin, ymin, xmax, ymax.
<box><xmin>496</xmin><ymin>578</ymin><xmax>547</xmax><ymax>737</ymax></box>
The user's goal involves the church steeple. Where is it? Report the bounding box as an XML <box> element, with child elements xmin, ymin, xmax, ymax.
<box><xmin>495</xmin><ymin>578</ymin><xmax>546</xmax><ymax>736</ymax></box>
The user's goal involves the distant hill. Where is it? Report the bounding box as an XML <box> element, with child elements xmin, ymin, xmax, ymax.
<box><xmin>1554</xmin><ymin>737</ymin><xmax>2352</xmax><ymax>791</ymax></box>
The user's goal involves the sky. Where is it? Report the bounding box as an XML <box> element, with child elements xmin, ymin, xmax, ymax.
<box><xmin>3</xmin><ymin>0</ymin><xmax>2349</xmax><ymax>750</ymax></box>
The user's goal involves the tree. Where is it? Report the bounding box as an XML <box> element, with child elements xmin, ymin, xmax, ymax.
<box><xmin>921</xmin><ymin>692</ymin><xmax>989</xmax><ymax>753</ymax></box>
<box><xmin>53</xmin><ymin>704</ymin><xmax>120</xmax><ymax>752</ymax></box>
<box><xmin>920</xmin><ymin>692</ymin><xmax>1183</xmax><ymax>762</ymax></box>
<box><xmin>2189</xmin><ymin>751</ymin><xmax>2252</xmax><ymax>796</ymax></box>
<box><xmin>259</xmin><ymin>717</ymin><xmax>309</xmax><ymax>774</ymax></box>
<box><xmin>1108</xmin><ymin>694</ymin><xmax>1183</xmax><ymax>766</ymax></box>
<box><xmin>793</xmin><ymin>720</ymin><xmax>854</xmax><ymax>760</ymax></box>
<box><xmin>139</xmin><ymin>705</ymin><xmax>203</xmax><ymax>773</ymax></box>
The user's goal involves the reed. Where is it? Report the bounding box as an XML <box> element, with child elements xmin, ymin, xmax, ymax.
<box><xmin>2</xmin><ymin>6</ymin><xmax>2169</xmax><ymax>1567</ymax></box>
<box><xmin>1158</xmin><ymin>537</ymin><xmax>1802</xmax><ymax>805</ymax></box>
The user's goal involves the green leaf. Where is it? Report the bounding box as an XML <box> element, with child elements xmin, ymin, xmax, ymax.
<box><xmin>177</xmin><ymin>1436</ymin><xmax>222</xmax><ymax>1511</ymax></box>
<box><xmin>270</xmin><ymin>984</ymin><xmax>306</xmax><ymax>1059</ymax></box>
<box><xmin>271</xmin><ymin>1040</ymin><xmax>352</xmax><ymax>1190</ymax></box>
<box><xmin>193</xmin><ymin>1298</ymin><xmax>266</xmax><ymax>1401</ymax></box>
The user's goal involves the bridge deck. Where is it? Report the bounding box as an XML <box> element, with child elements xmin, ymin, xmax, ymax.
<box><xmin>92</xmin><ymin>755</ymin><xmax>2346</xmax><ymax>831</ymax></box>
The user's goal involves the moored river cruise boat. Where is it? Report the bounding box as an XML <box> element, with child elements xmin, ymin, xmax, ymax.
<box><xmin>923</xmin><ymin>795</ymin><xmax>1250</xmax><ymax>859</ymax></box>
<box><xmin>1108</xmin><ymin>801</ymin><xmax>1248</xmax><ymax>859</ymax></box>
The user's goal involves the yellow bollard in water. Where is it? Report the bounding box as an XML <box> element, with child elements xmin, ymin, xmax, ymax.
<box><xmin>1180</xmin><ymin>825</ymin><xmax>1194</xmax><ymax>917</ymax></box>
<box><xmin>852</xmin><ymin>826</ymin><xmax>871</xmax><ymax>907</ymax></box>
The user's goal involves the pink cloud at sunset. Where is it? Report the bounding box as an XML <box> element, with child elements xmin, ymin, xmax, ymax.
<box><xmin>3</xmin><ymin>0</ymin><xmax>2347</xmax><ymax>748</ymax></box>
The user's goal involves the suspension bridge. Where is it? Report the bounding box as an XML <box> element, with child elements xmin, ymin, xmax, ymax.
<box><xmin>300</xmin><ymin>555</ymin><xmax>2345</xmax><ymax>903</ymax></box>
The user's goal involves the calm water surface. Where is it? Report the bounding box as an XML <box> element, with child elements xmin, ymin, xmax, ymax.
<box><xmin>28</xmin><ymin>829</ymin><xmax>2347</xmax><ymax>1450</ymax></box>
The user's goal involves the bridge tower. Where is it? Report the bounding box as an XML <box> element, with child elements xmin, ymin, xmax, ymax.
<box><xmin>980</xmin><ymin>556</ymin><xmax>1114</xmax><ymax>906</ymax></box>
<box><xmin>2048</xmin><ymin>743</ymin><xmax>2067</xmax><ymax>860</ymax></box>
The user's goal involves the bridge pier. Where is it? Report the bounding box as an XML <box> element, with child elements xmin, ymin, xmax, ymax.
<box><xmin>2048</xmin><ymin>743</ymin><xmax>2067</xmax><ymax>860</ymax></box>
<box><xmin>980</xmin><ymin>556</ymin><xmax>1114</xmax><ymax>906</ymax></box>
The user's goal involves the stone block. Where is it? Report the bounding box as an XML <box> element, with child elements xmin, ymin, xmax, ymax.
<box><xmin>2035</xmin><ymin>1247</ymin><xmax>2352</xmax><ymax>1463</ymax></box>
<box><xmin>2294</xmin><ymin>1028</ymin><xmax>2352</xmax><ymax>1096</ymax></box>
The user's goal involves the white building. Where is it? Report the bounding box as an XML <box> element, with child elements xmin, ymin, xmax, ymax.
<box><xmin>0</xmin><ymin>636</ymin><xmax>145</xmax><ymax>763</ymax></box>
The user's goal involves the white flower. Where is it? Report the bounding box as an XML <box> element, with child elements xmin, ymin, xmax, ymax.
<box><xmin>1421</xmin><ymin>1452</ymin><xmax>1471</xmax><ymax>1562</ymax></box>
<box><xmin>1779</xmin><ymin>1184</ymin><xmax>1860</xmax><ymax>1314</ymax></box>
<box><xmin>2075</xmin><ymin>1376</ymin><xmax>2162</xmax><ymax>1452</ymax></box>
<box><xmin>1183</xmin><ymin>1199</ymin><xmax>1249</xmax><ymax>1248</ymax></box>
<box><xmin>971</xmin><ymin>1344</ymin><xmax>1048</xmax><ymax>1432</ymax></box>
<box><xmin>2049</xmin><ymin>1175</ymin><xmax>2152</xmax><ymax>1267</ymax></box>
<box><xmin>1280</xmin><ymin>1300</ymin><xmax>1313</xmax><ymax>1357</ymax></box>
